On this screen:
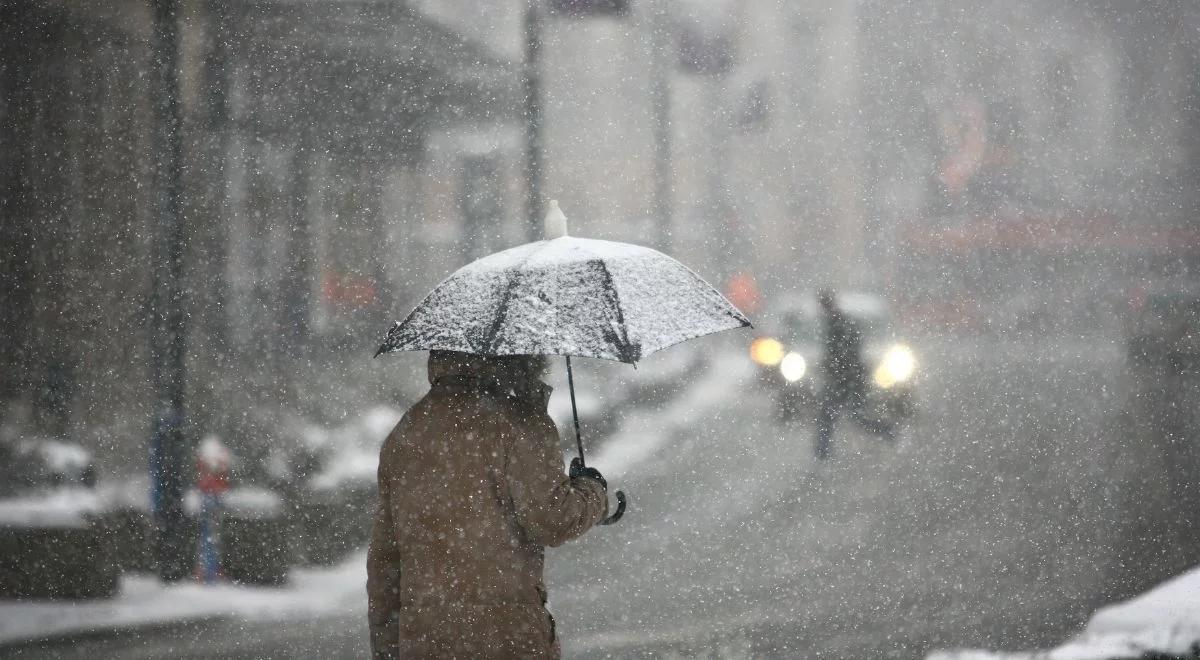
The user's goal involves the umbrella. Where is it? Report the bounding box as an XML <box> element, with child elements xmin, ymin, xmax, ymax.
<box><xmin>375</xmin><ymin>201</ymin><xmax>751</xmax><ymax>524</ymax></box>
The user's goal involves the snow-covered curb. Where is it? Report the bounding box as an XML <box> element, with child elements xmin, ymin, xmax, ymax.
<box><xmin>930</xmin><ymin>566</ymin><xmax>1200</xmax><ymax>660</ymax></box>
<box><xmin>0</xmin><ymin>551</ymin><xmax>367</xmax><ymax>647</ymax></box>
<box><xmin>588</xmin><ymin>348</ymin><xmax>751</xmax><ymax>478</ymax></box>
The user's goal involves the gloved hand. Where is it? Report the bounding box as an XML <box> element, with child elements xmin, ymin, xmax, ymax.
<box><xmin>569</xmin><ymin>457</ymin><xmax>607</xmax><ymax>490</ymax></box>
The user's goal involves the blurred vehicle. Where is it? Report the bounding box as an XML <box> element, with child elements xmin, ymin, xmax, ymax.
<box><xmin>896</xmin><ymin>211</ymin><xmax>1141</xmax><ymax>339</ymax></box>
<box><xmin>1126</xmin><ymin>285</ymin><xmax>1200</xmax><ymax>370</ymax></box>
<box><xmin>1125</xmin><ymin>284</ymin><xmax>1200</xmax><ymax>511</ymax></box>
<box><xmin>749</xmin><ymin>292</ymin><xmax>919</xmax><ymax>432</ymax></box>
<box><xmin>0</xmin><ymin>437</ymin><xmax>119</xmax><ymax>599</ymax></box>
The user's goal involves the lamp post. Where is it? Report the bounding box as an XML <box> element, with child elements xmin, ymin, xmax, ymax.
<box><xmin>149</xmin><ymin>0</ymin><xmax>190</xmax><ymax>582</ymax></box>
<box><xmin>523</xmin><ymin>0</ymin><xmax>545</xmax><ymax>241</ymax></box>
<box><xmin>648</xmin><ymin>0</ymin><xmax>673</xmax><ymax>253</ymax></box>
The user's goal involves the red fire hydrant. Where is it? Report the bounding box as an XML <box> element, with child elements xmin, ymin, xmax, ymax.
<box><xmin>195</xmin><ymin>435</ymin><xmax>231</xmax><ymax>583</ymax></box>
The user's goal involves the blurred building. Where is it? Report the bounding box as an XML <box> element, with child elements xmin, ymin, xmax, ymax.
<box><xmin>417</xmin><ymin>0</ymin><xmax>870</xmax><ymax>293</ymax></box>
<box><xmin>4</xmin><ymin>0</ymin><xmax>1200</xmax><ymax>464</ymax></box>
<box><xmin>855</xmin><ymin>0</ymin><xmax>1200</xmax><ymax>335</ymax></box>
<box><xmin>0</xmin><ymin>0</ymin><xmax>521</xmax><ymax>464</ymax></box>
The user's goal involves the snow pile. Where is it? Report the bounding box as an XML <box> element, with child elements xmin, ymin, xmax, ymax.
<box><xmin>547</xmin><ymin>384</ymin><xmax>603</xmax><ymax>429</ymax></box>
<box><xmin>0</xmin><ymin>551</ymin><xmax>367</xmax><ymax>646</ymax></box>
<box><xmin>301</xmin><ymin>405</ymin><xmax>401</xmax><ymax>493</ymax></box>
<box><xmin>182</xmin><ymin>486</ymin><xmax>284</xmax><ymax>520</ymax></box>
<box><xmin>32</xmin><ymin>439</ymin><xmax>92</xmax><ymax>477</ymax></box>
<box><xmin>929</xmin><ymin>566</ymin><xmax>1200</xmax><ymax>660</ymax></box>
<box><xmin>0</xmin><ymin>488</ymin><xmax>106</xmax><ymax>529</ymax></box>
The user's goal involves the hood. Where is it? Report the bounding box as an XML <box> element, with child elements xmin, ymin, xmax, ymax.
<box><xmin>427</xmin><ymin>350</ymin><xmax>502</xmax><ymax>386</ymax></box>
<box><xmin>427</xmin><ymin>351</ymin><xmax>553</xmax><ymax>410</ymax></box>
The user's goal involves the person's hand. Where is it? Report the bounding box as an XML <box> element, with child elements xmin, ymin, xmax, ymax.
<box><xmin>569</xmin><ymin>457</ymin><xmax>607</xmax><ymax>490</ymax></box>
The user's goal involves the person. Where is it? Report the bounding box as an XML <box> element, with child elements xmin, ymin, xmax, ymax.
<box><xmin>813</xmin><ymin>289</ymin><xmax>888</xmax><ymax>459</ymax></box>
<box><xmin>194</xmin><ymin>435</ymin><xmax>231</xmax><ymax>583</ymax></box>
<box><xmin>367</xmin><ymin>350</ymin><xmax>609</xmax><ymax>659</ymax></box>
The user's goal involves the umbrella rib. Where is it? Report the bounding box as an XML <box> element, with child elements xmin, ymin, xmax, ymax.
<box><xmin>593</xmin><ymin>258</ymin><xmax>638</xmax><ymax>363</ymax></box>
<box><xmin>376</xmin><ymin>289</ymin><xmax>440</xmax><ymax>357</ymax></box>
<box><xmin>631</xmin><ymin>262</ymin><xmax>752</xmax><ymax>357</ymax></box>
<box><xmin>481</xmin><ymin>245</ymin><xmax>546</xmax><ymax>353</ymax></box>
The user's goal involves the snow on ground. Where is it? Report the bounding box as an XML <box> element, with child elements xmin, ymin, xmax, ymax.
<box><xmin>586</xmin><ymin>346</ymin><xmax>752</xmax><ymax>478</ymax></box>
<box><xmin>0</xmin><ymin>352</ymin><xmax>737</xmax><ymax>651</ymax></box>
<box><xmin>302</xmin><ymin>405</ymin><xmax>401</xmax><ymax>492</ymax></box>
<box><xmin>0</xmin><ymin>551</ymin><xmax>367</xmax><ymax>647</ymax></box>
<box><xmin>929</xmin><ymin>565</ymin><xmax>1200</xmax><ymax>660</ymax></box>
<box><xmin>0</xmin><ymin>488</ymin><xmax>106</xmax><ymax>528</ymax></box>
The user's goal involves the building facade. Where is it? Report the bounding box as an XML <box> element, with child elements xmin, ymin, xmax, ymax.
<box><xmin>4</xmin><ymin>0</ymin><xmax>1200</xmax><ymax>466</ymax></box>
<box><xmin>0</xmin><ymin>0</ymin><xmax>522</xmax><ymax>468</ymax></box>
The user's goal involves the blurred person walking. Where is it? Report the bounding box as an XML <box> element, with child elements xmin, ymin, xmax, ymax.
<box><xmin>813</xmin><ymin>289</ymin><xmax>884</xmax><ymax>459</ymax></box>
<box><xmin>367</xmin><ymin>350</ymin><xmax>608</xmax><ymax>659</ymax></box>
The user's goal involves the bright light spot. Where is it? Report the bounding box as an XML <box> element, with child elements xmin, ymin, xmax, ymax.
<box><xmin>780</xmin><ymin>352</ymin><xmax>807</xmax><ymax>382</ymax></box>
<box><xmin>750</xmin><ymin>337</ymin><xmax>785</xmax><ymax>366</ymax></box>
<box><xmin>874</xmin><ymin>344</ymin><xmax>917</xmax><ymax>389</ymax></box>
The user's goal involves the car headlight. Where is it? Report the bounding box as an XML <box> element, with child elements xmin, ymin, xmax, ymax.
<box><xmin>750</xmin><ymin>337</ymin><xmax>785</xmax><ymax>367</ymax></box>
<box><xmin>873</xmin><ymin>344</ymin><xmax>916</xmax><ymax>389</ymax></box>
<box><xmin>780</xmin><ymin>352</ymin><xmax>807</xmax><ymax>382</ymax></box>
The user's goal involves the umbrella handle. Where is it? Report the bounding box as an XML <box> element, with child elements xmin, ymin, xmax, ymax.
<box><xmin>564</xmin><ymin>356</ymin><xmax>624</xmax><ymax>525</ymax></box>
<box><xmin>599</xmin><ymin>490</ymin><xmax>626</xmax><ymax>525</ymax></box>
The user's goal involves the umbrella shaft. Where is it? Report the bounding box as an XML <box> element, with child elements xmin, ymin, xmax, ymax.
<box><xmin>565</xmin><ymin>356</ymin><xmax>586</xmax><ymax>466</ymax></box>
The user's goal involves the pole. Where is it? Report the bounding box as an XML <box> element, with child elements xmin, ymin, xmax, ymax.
<box><xmin>150</xmin><ymin>0</ymin><xmax>190</xmax><ymax>582</ymax></box>
<box><xmin>284</xmin><ymin>127</ymin><xmax>313</xmax><ymax>349</ymax></box>
<box><xmin>564</xmin><ymin>356</ymin><xmax>586</xmax><ymax>466</ymax></box>
<box><xmin>523</xmin><ymin>0</ymin><xmax>544</xmax><ymax>240</ymax></box>
<box><xmin>649</xmin><ymin>0</ymin><xmax>673</xmax><ymax>252</ymax></box>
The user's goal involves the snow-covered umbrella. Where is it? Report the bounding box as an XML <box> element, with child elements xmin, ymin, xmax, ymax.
<box><xmin>375</xmin><ymin>201</ymin><xmax>752</xmax><ymax>523</ymax></box>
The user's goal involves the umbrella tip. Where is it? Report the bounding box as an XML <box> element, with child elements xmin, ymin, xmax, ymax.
<box><xmin>544</xmin><ymin>200</ymin><xmax>568</xmax><ymax>239</ymax></box>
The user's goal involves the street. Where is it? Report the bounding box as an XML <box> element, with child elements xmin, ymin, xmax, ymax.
<box><xmin>553</xmin><ymin>337</ymin><xmax>1139</xmax><ymax>658</ymax></box>
<box><xmin>7</xmin><ymin>0</ymin><xmax>1200</xmax><ymax>657</ymax></box>
<box><xmin>5</xmin><ymin>336</ymin><xmax>1174</xmax><ymax>659</ymax></box>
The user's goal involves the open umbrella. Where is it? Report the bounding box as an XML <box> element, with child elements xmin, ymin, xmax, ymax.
<box><xmin>375</xmin><ymin>201</ymin><xmax>751</xmax><ymax>524</ymax></box>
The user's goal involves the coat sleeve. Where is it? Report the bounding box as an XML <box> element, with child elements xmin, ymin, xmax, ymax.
<box><xmin>366</xmin><ymin>432</ymin><xmax>401</xmax><ymax>660</ymax></box>
<box><xmin>506</xmin><ymin>413</ymin><xmax>608</xmax><ymax>548</ymax></box>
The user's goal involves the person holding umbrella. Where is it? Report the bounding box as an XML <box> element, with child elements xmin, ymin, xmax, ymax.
<box><xmin>369</xmin><ymin>202</ymin><xmax>749</xmax><ymax>658</ymax></box>
<box><xmin>366</xmin><ymin>350</ymin><xmax>608</xmax><ymax>659</ymax></box>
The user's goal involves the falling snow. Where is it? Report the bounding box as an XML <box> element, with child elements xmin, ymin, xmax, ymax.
<box><xmin>4</xmin><ymin>0</ymin><xmax>1200</xmax><ymax>658</ymax></box>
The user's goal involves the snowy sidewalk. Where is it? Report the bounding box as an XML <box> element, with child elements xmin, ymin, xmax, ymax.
<box><xmin>588</xmin><ymin>346</ymin><xmax>753</xmax><ymax>479</ymax></box>
<box><xmin>0</xmin><ymin>552</ymin><xmax>366</xmax><ymax>648</ymax></box>
<box><xmin>929</xmin><ymin>565</ymin><xmax>1200</xmax><ymax>660</ymax></box>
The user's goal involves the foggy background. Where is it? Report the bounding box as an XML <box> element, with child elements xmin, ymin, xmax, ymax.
<box><xmin>3</xmin><ymin>0</ymin><xmax>1200</xmax><ymax>658</ymax></box>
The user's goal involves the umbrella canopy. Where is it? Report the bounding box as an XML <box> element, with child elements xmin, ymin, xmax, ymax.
<box><xmin>375</xmin><ymin>235</ymin><xmax>750</xmax><ymax>362</ymax></box>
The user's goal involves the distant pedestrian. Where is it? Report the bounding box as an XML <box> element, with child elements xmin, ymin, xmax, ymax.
<box><xmin>814</xmin><ymin>290</ymin><xmax>887</xmax><ymax>459</ymax></box>
<box><xmin>367</xmin><ymin>350</ymin><xmax>608</xmax><ymax>660</ymax></box>
<box><xmin>195</xmin><ymin>435</ymin><xmax>230</xmax><ymax>583</ymax></box>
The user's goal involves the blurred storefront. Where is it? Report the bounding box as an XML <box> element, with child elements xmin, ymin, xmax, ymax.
<box><xmin>855</xmin><ymin>0</ymin><xmax>1200</xmax><ymax>336</ymax></box>
<box><xmin>0</xmin><ymin>0</ymin><xmax>520</xmax><ymax>462</ymax></box>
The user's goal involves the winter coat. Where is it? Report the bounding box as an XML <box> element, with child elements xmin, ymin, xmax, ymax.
<box><xmin>367</xmin><ymin>352</ymin><xmax>608</xmax><ymax>659</ymax></box>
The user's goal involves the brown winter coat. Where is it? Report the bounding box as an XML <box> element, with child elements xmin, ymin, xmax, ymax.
<box><xmin>367</xmin><ymin>352</ymin><xmax>608</xmax><ymax>659</ymax></box>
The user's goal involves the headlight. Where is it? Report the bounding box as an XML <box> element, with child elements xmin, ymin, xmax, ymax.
<box><xmin>780</xmin><ymin>352</ymin><xmax>807</xmax><ymax>382</ymax></box>
<box><xmin>873</xmin><ymin>344</ymin><xmax>916</xmax><ymax>389</ymax></box>
<box><xmin>750</xmin><ymin>337</ymin><xmax>785</xmax><ymax>366</ymax></box>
